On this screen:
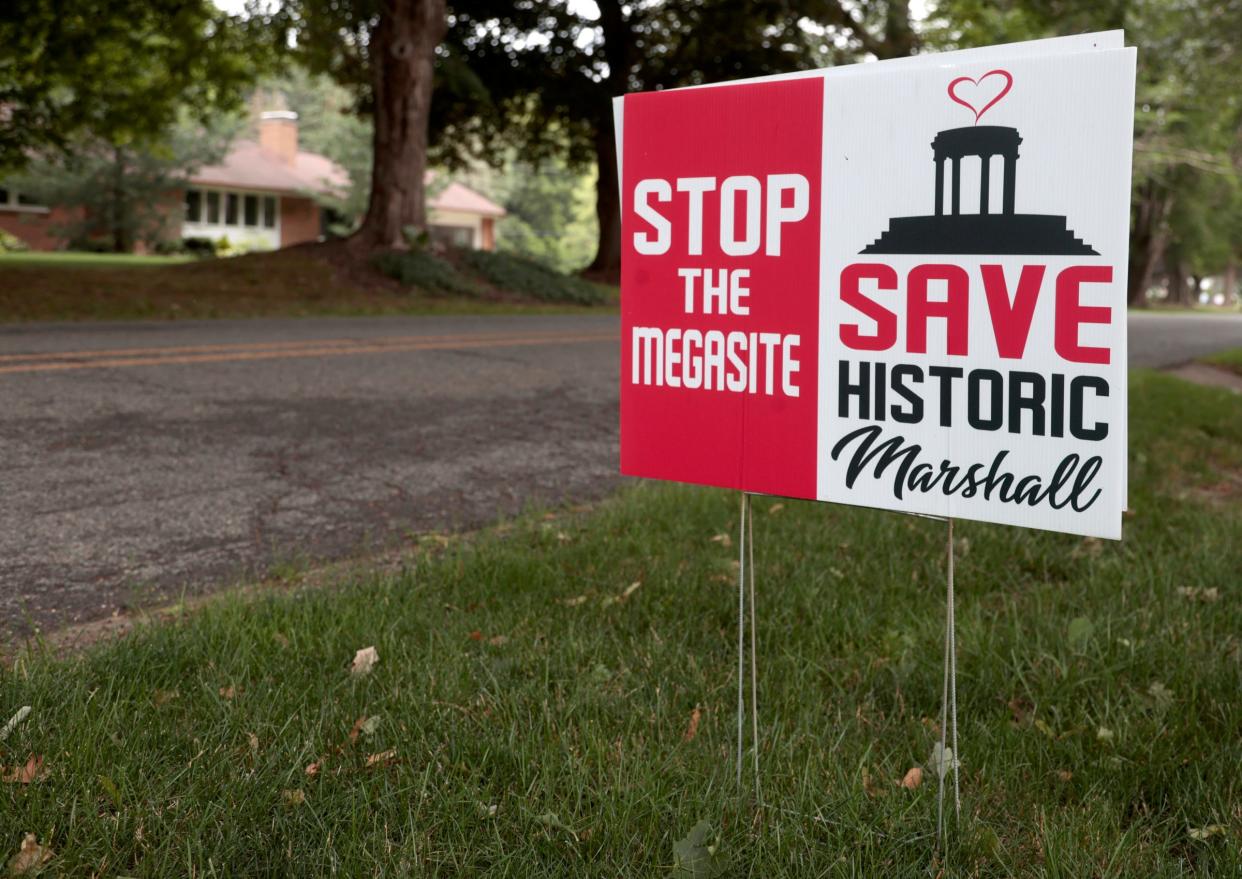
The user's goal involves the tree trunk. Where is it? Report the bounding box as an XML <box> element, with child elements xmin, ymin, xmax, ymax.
<box><xmin>351</xmin><ymin>0</ymin><xmax>447</xmax><ymax>251</ymax></box>
<box><xmin>112</xmin><ymin>145</ymin><xmax>131</xmax><ymax>253</ymax></box>
<box><xmin>585</xmin><ymin>0</ymin><xmax>630</xmax><ymax>281</ymax></box>
<box><xmin>1127</xmin><ymin>182</ymin><xmax>1170</xmax><ymax>307</ymax></box>
<box><xmin>1165</xmin><ymin>252</ymin><xmax>1186</xmax><ymax>306</ymax></box>
<box><xmin>586</xmin><ymin>123</ymin><xmax>621</xmax><ymax>280</ymax></box>
<box><xmin>1223</xmin><ymin>260</ymin><xmax>1237</xmax><ymax>308</ymax></box>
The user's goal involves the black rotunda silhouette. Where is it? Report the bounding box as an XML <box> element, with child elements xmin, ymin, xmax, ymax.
<box><xmin>861</xmin><ymin>125</ymin><xmax>1097</xmax><ymax>255</ymax></box>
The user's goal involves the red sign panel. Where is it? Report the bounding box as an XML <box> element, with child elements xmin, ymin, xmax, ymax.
<box><xmin>620</xmin><ymin>78</ymin><xmax>824</xmax><ymax>499</ymax></box>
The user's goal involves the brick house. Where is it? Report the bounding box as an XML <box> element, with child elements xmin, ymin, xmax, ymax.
<box><xmin>0</xmin><ymin>111</ymin><xmax>505</xmax><ymax>252</ymax></box>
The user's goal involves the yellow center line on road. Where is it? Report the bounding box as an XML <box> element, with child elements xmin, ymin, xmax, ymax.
<box><xmin>0</xmin><ymin>332</ymin><xmax>618</xmax><ymax>375</ymax></box>
<box><xmin>0</xmin><ymin>329</ymin><xmax>616</xmax><ymax>365</ymax></box>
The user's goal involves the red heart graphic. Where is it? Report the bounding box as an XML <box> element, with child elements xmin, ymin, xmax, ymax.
<box><xmin>947</xmin><ymin>69</ymin><xmax>1013</xmax><ymax>124</ymax></box>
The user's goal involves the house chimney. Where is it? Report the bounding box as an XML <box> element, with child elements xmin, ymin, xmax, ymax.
<box><xmin>259</xmin><ymin>110</ymin><xmax>299</xmax><ymax>164</ymax></box>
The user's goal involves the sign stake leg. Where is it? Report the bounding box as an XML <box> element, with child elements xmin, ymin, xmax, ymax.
<box><xmin>747</xmin><ymin>493</ymin><xmax>760</xmax><ymax>802</ymax></box>
<box><xmin>937</xmin><ymin>516</ymin><xmax>961</xmax><ymax>844</ymax></box>
<box><xmin>736</xmin><ymin>492</ymin><xmax>748</xmax><ymax>790</ymax></box>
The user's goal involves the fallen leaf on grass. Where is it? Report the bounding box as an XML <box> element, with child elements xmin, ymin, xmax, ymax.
<box><xmin>282</xmin><ymin>789</ymin><xmax>306</xmax><ymax>806</ymax></box>
<box><xmin>0</xmin><ymin>707</ymin><xmax>31</xmax><ymax>742</ymax></box>
<box><xmin>1</xmin><ymin>756</ymin><xmax>46</xmax><ymax>785</ymax></box>
<box><xmin>900</xmin><ymin>766</ymin><xmax>923</xmax><ymax>790</ymax></box>
<box><xmin>710</xmin><ymin>533</ymin><xmax>732</xmax><ymax>548</ymax></box>
<box><xmin>467</xmin><ymin>630</ymin><xmax>483</xmax><ymax>641</ymax></box>
<box><xmin>1177</xmin><ymin>586</ymin><xmax>1220</xmax><ymax>604</ymax></box>
<box><xmin>767</xmin><ymin>503</ymin><xmax>784</xmax><ymax>514</ymax></box>
<box><xmin>1067</xmin><ymin>616</ymin><xmax>1095</xmax><ymax>651</ymax></box>
<box><xmin>97</xmin><ymin>774</ymin><xmax>122</xmax><ymax>810</ymax></box>
<box><xmin>602</xmin><ymin>581</ymin><xmax>642</xmax><ymax>607</ymax></box>
<box><xmin>1007</xmin><ymin>696</ymin><xmax>1033</xmax><ymax>725</ymax></box>
<box><xmin>219</xmin><ymin>685</ymin><xmax>236</xmax><ymax>700</ymax></box>
<box><xmin>6</xmin><ymin>833</ymin><xmax>52</xmax><ymax>876</ymax></box>
<box><xmin>928</xmin><ymin>743</ymin><xmax>959</xmax><ymax>779</ymax></box>
<box><xmin>672</xmin><ymin>820</ymin><xmax>726</xmax><ymax>877</ymax></box>
<box><xmin>1096</xmin><ymin>727</ymin><xmax>1114</xmax><ymax>742</ymax></box>
<box><xmin>1147</xmin><ymin>681</ymin><xmax>1174</xmax><ymax>709</ymax></box>
<box><xmin>861</xmin><ymin>766</ymin><xmax>880</xmax><ymax>798</ymax></box>
<box><xmin>304</xmin><ymin>761</ymin><xmax>321</xmax><ymax>777</ymax></box>
<box><xmin>1054</xmin><ymin>769</ymin><xmax>1073</xmax><ymax>783</ymax></box>
<box><xmin>1189</xmin><ymin>824</ymin><xmax>1225</xmax><ymax>842</ymax></box>
<box><xmin>683</xmin><ymin>706</ymin><xmax>702</xmax><ymax>743</ymax></box>
<box><xmin>365</xmin><ymin>749</ymin><xmax>397</xmax><ymax>767</ymax></box>
<box><xmin>488</xmin><ymin>635</ymin><xmax>509</xmax><ymax>647</ymax></box>
<box><xmin>562</xmin><ymin>595</ymin><xmax>588</xmax><ymax>607</ymax></box>
<box><xmin>247</xmin><ymin>732</ymin><xmax>260</xmax><ymax>753</ymax></box>
<box><xmin>350</xmin><ymin>646</ymin><xmax>379</xmax><ymax>676</ymax></box>
<box><xmin>534</xmin><ymin>811</ymin><xmax>578</xmax><ymax>840</ymax></box>
<box><xmin>347</xmin><ymin>715</ymin><xmax>383</xmax><ymax>744</ymax></box>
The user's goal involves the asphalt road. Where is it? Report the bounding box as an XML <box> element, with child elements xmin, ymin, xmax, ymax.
<box><xmin>2</xmin><ymin>311</ymin><xmax>1240</xmax><ymax>638</ymax></box>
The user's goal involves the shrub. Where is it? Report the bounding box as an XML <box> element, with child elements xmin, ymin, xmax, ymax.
<box><xmin>181</xmin><ymin>237</ymin><xmax>219</xmax><ymax>258</ymax></box>
<box><xmin>0</xmin><ymin>229</ymin><xmax>30</xmax><ymax>253</ymax></box>
<box><xmin>372</xmin><ymin>250</ymin><xmax>481</xmax><ymax>297</ymax></box>
<box><xmin>458</xmin><ymin>249</ymin><xmax>608</xmax><ymax>305</ymax></box>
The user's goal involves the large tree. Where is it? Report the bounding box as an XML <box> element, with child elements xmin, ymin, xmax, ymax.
<box><xmin>0</xmin><ymin>0</ymin><xmax>260</xmax><ymax>172</ymax></box>
<box><xmin>924</xmin><ymin>0</ymin><xmax>1242</xmax><ymax>305</ymax></box>
<box><xmin>449</xmin><ymin>1</ymin><xmax>916</xmax><ymax>280</ymax></box>
<box><xmin>283</xmin><ymin>0</ymin><xmax>451</xmax><ymax>250</ymax></box>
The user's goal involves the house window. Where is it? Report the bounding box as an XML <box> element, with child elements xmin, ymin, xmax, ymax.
<box><xmin>430</xmin><ymin>225</ymin><xmax>475</xmax><ymax>249</ymax></box>
<box><xmin>0</xmin><ymin>186</ymin><xmax>47</xmax><ymax>211</ymax></box>
<box><xmin>185</xmin><ymin>190</ymin><xmax>202</xmax><ymax>222</ymax></box>
<box><xmin>184</xmin><ymin>187</ymin><xmax>280</xmax><ymax>232</ymax></box>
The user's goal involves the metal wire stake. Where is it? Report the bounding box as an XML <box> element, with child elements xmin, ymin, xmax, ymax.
<box><xmin>948</xmin><ymin>517</ymin><xmax>960</xmax><ymax>818</ymax></box>
<box><xmin>747</xmin><ymin>493</ymin><xmax>760</xmax><ymax>801</ymax></box>
<box><xmin>736</xmin><ymin>492</ymin><xmax>747</xmax><ymax>789</ymax></box>
<box><xmin>937</xmin><ymin>517</ymin><xmax>961</xmax><ymax>844</ymax></box>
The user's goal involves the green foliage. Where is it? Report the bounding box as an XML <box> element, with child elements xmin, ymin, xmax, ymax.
<box><xmin>372</xmin><ymin>250</ymin><xmax>480</xmax><ymax>297</ymax></box>
<box><xmin>495</xmin><ymin>160</ymin><xmax>598</xmax><ymax>274</ymax></box>
<box><xmin>0</xmin><ymin>229</ymin><xmax>30</xmax><ymax>253</ymax></box>
<box><xmin>10</xmin><ymin>116</ymin><xmax>239</xmax><ymax>253</ymax></box>
<box><xmin>0</xmin><ymin>0</ymin><xmax>269</xmax><ymax>171</ymax></box>
<box><xmin>925</xmin><ymin>0</ymin><xmax>1242</xmax><ymax>294</ymax></box>
<box><xmin>459</xmin><ymin>250</ymin><xmax>609</xmax><ymax>305</ymax></box>
<box><xmin>373</xmin><ymin>245</ymin><xmax>609</xmax><ymax>305</ymax></box>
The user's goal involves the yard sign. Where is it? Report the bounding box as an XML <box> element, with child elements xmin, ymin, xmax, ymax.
<box><xmin>616</xmin><ymin>33</ymin><xmax>1135</xmax><ymax>539</ymax></box>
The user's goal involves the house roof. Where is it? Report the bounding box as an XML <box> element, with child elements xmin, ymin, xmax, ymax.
<box><xmin>429</xmin><ymin>180</ymin><xmax>506</xmax><ymax>218</ymax></box>
<box><xmin>189</xmin><ymin>140</ymin><xmax>350</xmax><ymax>198</ymax></box>
<box><xmin>190</xmin><ymin>141</ymin><xmax>506</xmax><ymax>219</ymax></box>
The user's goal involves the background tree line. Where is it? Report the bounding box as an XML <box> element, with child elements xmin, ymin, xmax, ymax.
<box><xmin>1</xmin><ymin>0</ymin><xmax>1239</xmax><ymax>304</ymax></box>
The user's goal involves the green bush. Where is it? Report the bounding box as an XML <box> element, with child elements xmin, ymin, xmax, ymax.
<box><xmin>181</xmin><ymin>237</ymin><xmax>219</xmax><ymax>258</ymax></box>
<box><xmin>458</xmin><ymin>249</ymin><xmax>607</xmax><ymax>305</ymax></box>
<box><xmin>0</xmin><ymin>229</ymin><xmax>30</xmax><ymax>253</ymax></box>
<box><xmin>373</xmin><ymin>250</ymin><xmax>481</xmax><ymax>297</ymax></box>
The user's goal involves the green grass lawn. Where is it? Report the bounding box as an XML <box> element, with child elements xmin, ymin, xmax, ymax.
<box><xmin>1203</xmin><ymin>347</ymin><xmax>1242</xmax><ymax>377</ymax></box>
<box><xmin>0</xmin><ymin>252</ymin><xmax>194</xmax><ymax>268</ymax></box>
<box><xmin>2</xmin><ymin>370</ymin><xmax>1240</xmax><ymax>876</ymax></box>
<box><xmin>0</xmin><ymin>244</ymin><xmax>616</xmax><ymax>323</ymax></box>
